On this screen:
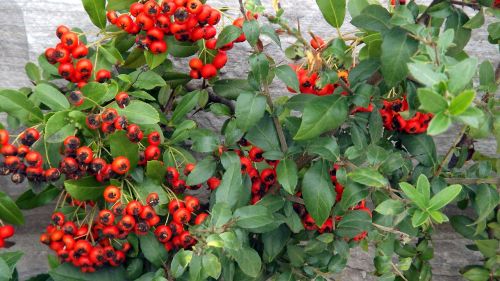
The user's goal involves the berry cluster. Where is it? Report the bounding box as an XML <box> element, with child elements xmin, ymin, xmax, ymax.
<box><xmin>287</xmin><ymin>65</ymin><xmax>349</xmax><ymax>96</ymax></box>
<box><xmin>107</xmin><ymin>0</ymin><xmax>222</xmax><ymax>54</ymax></box>
<box><xmin>0</xmin><ymin>225</ymin><xmax>15</xmax><ymax>248</ymax></box>
<box><xmin>379</xmin><ymin>97</ymin><xmax>433</xmax><ymax>134</ymax></box>
<box><xmin>0</xmin><ymin>128</ymin><xmax>61</xmax><ymax>184</ymax></box>
<box><xmin>44</xmin><ymin>25</ymin><xmax>111</xmax><ymax>88</ymax></box>
<box><xmin>187</xmin><ymin>12</ymin><xmax>257</xmax><ymax>79</ymax></box>
<box><xmin>156</xmin><ymin>197</ymin><xmax>208</xmax><ymax>251</ymax></box>
<box><xmin>40</xmin><ymin>208</ymin><xmax>132</xmax><ymax>272</ymax></box>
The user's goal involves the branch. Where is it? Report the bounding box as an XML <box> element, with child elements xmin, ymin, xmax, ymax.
<box><xmin>450</xmin><ymin>0</ymin><xmax>481</xmax><ymax>10</ymax></box>
<box><xmin>185</xmin><ymin>85</ymin><xmax>235</xmax><ymax>114</ymax></box>
<box><xmin>434</xmin><ymin>126</ymin><xmax>467</xmax><ymax>177</ymax></box>
<box><xmin>444</xmin><ymin>177</ymin><xmax>500</xmax><ymax>186</ymax></box>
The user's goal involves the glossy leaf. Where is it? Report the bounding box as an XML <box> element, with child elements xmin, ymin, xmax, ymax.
<box><xmin>294</xmin><ymin>95</ymin><xmax>348</xmax><ymax>140</ymax></box>
<box><xmin>0</xmin><ymin>191</ymin><xmax>24</xmax><ymax>225</ymax></box>
<box><xmin>82</xmin><ymin>0</ymin><xmax>106</xmax><ymax>29</ymax></box>
<box><xmin>302</xmin><ymin>161</ymin><xmax>335</xmax><ymax>226</ymax></box>
<box><xmin>276</xmin><ymin>159</ymin><xmax>298</xmax><ymax>194</ymax></box>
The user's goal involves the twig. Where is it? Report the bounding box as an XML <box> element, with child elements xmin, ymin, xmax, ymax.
<box><xmin>444</xmin><ymin>177</ymin><xmax>500</xmax><ymax>186</ymax></box>
<box><xmin>434</xmin><ymin>126</ymin><xmax>467</xmax><ymax>176</ymax></box>
<box><xmin>185</xmin><ymin>85</ymin><xmax>235</xmax><ymax>114</ymax></box>
<box><xmin>450</xmin><ymin>0</ymin><xmax>481</xmax><ymax>10</ymax></box>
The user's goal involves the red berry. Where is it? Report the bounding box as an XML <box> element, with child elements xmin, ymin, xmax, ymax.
<box><xmin>147</xmin><ymin>131</ymin><xmax>161</xmax><ymax>146</ymax></box>
<box><xmin>115</xmin><ymin>92</ymin><xmax>130</xmax><ymax>108</ymax></box>
<box><xmin>103</xmin><ymin>185</ymin><xmax>121</xmax><ymax>203</ymax></box>
<box><xmin>56</xmin><ymin>25</ymin><xmax>70</xmax><ymax>38</ymax></box>
<box><xmin>111</xmin><ymin>156</ymin><xmax>130</xmax><ymax>175</ymax></box>
<box><xmin>95</xmin><ymin>69</ymin><xmax>111</xmax><ymax>83</ymax></box>
<box><xmin>200</xmin><ymin>64</ymin><xmax>217</xmax><ymax>79</ymax></box>
<box><xmin>0</xmin><ymin>225</ymin><xmax>14</xmax><ymax>239</ymax></box>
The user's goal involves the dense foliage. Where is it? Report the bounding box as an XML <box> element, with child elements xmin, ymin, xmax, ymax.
<box><xmin>0</xmin><ymin>0</ymin><xmax>499</xmax><ymax>280</ymax></box>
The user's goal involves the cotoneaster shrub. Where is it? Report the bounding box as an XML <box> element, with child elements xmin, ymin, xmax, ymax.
<box><xmin>0</xmin><ymin>0</ymin><xmax>498</xmax><ymax>280</ymax></box>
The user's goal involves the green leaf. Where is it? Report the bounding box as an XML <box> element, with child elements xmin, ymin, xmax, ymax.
<box><xmin>399</xmin><ymin>182</ymin><xmax>427</xmax><ymax>210</ymax></box>
<box><xmin>110</xmin><ymin>100</ymin><xmax>160</xmax><ymax>124</ymax></box>
<box><xmin>234</xmin><ymin>205</ymin><xmax>275</xmax><ymax>231</ymax></box>
<box><xmin>411</xmin><ymin>209</ymin><xmax>429</xmax><ymax>227</ymax></box>
<box><xmin>417</xmin><ymin>88</ymin><xmax>448</xmax><ymax>113</ymax></box>
<box><xmin>186</xmin><ymin>157</ymin><xmax>216</xmax><ymax>186</ymax></box>
<box><xmin>316</xmin><ymin>0</ymin><xmax>346</xmax><ymax>28</ymax></box>
<box><xmin>375</xmin><ymin>199</ymin><xmax>405</xmax><ymax>216</ymax></box>
<box><xmin>16</xmin><ymin>186</ymin><xmax>60</xmax><ymax>210</ymax></box>
<box><xmin>262</xmin><ymin>225</ymin><xmax>290</xmax><ymax>263</ymax></box>
<box><xmin>25</xmin><ymin>62</ymin><xmax>41</xmax><ymax>83</ymax></box>
<box><xmin>246</xmin><ymin>113</ymin><xmax>281</xmax><ymax>152</ymax></box>
<box><xmin>351</xmin><ymin>5</ymin><xmax>392</xmax><ymax>32</ymax></box>
<box><xmin>215</xmin><ymin>166</ymin><xmax>244</xmax><ymax>210</ymax></box>
<box><xmin>165</xmin><ymin>36</ymin><xmax>199</xmax><ymax>57</ymax></box>
<box><xmin>449</xmin><ymin>90</ymin><xmax>475</xmax><ymax>115</ymax></box>
<box><xmin>447</xmin><ymin>57</ymin><xmax>478</xmax><ymax>94</ymax></box>
<box><xmin>427</xmin><ymin>112</ymin><xmax>452</xmax><ymax>135</ymax></box>
<box><xmin>249</xmin><ymin>53</ymin><xmax>270</xmax><ymax>86</ymax></box>
<box><xmin>478</xmin><ymin>60</ymin><xmax>497</xmax><ymax>92</ymax></box>
<box><xmin>428</xmin><ymin>184</ymin><xmax>461</xmax><ymax>211</ymax></box>
<box><xmin>82</xmin><ymin>0</ymin><xmax>106</xmax><ymax>29</ymax></box>
<box><xmin>216</xmin><ymin>25</ymin><xmax>242</xmax><ymax>49</ymax></box>
<box><xmin>144</xmin><ymin>51</ymin><xmax>167</xmax><ymax>70</ymax></box>
<box><xmin>145</xmin><ymin>160</ymin><xmax>166</xmax><ymax>184</ymax></box>
<box><xmin>33</xmin><ymin>83</ymin><xmax>70</xmax><ymax>110</ymax></box>
<box><xmin>275</xmin><ymin>65</ymin><xmax>300</xmax><ymax>93</ymax></box>
<box><xmin>109</xmin><ymin>130</ymin><xmax>139</xmax><ymax>169</ymax></box>
<box><xmin>348</xmin><ymin>0</ymin><xmax>369</xmax><ymax>18</ymax></box>
<box><xmin>234</xmin><ymin>247</ymin><xmax>262</xmax><ymax>278</ymax></box>
<box><xmin>171</xmin><ymin>91</ymin><xmax>200</xmax><ymax>124</ymax></box>
<box><xmin>0</xmin><ymin>258</ymin><xmax>10</xmax><ymax>281</ymax></box>
<box><xmin>463</xmin><ymin>9</ymin><xmax>484</xmax><ymax>29</ymax></box>
<box><xmin>399</xmin><ymin>134</ymin><xmax>437</xmax><ymax>167</ymax></box>
<box><xmin>259</xmin><ymin>25</ymin><xmax>280</xmax><ymax>47</ymax></box>
<box><xmin>294</xmin><ymin>95</ymin><xmax>348</xmax><ymax>140</ymax></box>
<box><xmin>0</xmin><ymin>191</ymin><xmax>24</xmax><ymax>225</ymax></box>
<box><xmin>235</xmin><ymin>92</ymin><xmax>266</xmax><ymax>132</ymax></box>
<box><xmin>171</xmin><ymin>250</ymin><xmax>193</xmax><ymax>278</ymax></box>
<box><xmin>336</xmin><ymin>210</ymin><xmax>372</xmax><ymax>238</ymax></box>
<box><xmin>380</xmin><ymin>27</ymin><xmax>418</xmax><ymax>86</ymax></box>
<box><xmin>306</xmin><ymin>137</ymin><xmax>340</xmax><ymax>161</ymax></box>
<box><xmin>64</xmin><ymin>176</ymin><xmax>106</xmax><ymax>202</ymax></box>
<box><xmin>132</xmin><ymin>70</ymin><xmax>166</xmax><ymax>90</ymax></box>
<box><xmin>0</xmin><ymin>251</ymin><xmax>23</xmax><ymax>274</ymax></box>
<box><xmin>445</xmin><ymin>10</ymin><xmax>472</xmax><ymax>55</ymax></box>
<box><xmin>50</xmin><ymin>263</ymin><xmax>126</xmax><ymax>281</ymax></box>
<box><xmin>474</xmin><ymin>184</ymin><xmax>499</xmax><ymax>224</ymax></box>
<box><xmin>339</xmin><ymin>182</ymin><xmax>369</xmax><ymax>210</ymax></box>
<box><xmin>474</xmin><ymin>240</ymin><xmax>498</xmax><ymax>258</ymax></box>
<box><xmin>462</xmin><ymin>267</ymin><xmax>490</xmax><ymax>281</ymax></box>
<box><xmin>276</xmin><ymin>159</ymin><xmax>298</xmax><ymax>194</ymax></box>
<box><xmin>416</xmin><ymin>174</ymin><xmax>431</xmax><ymax>202</ymax></box>
<box><xmin>302</xmin><ymin>161</ymin><xmax>335</xmax><ymax>226</ymax></box>
<box><xmin>139</xmin><ymin>232</ymin><xmax>168</xmax><ymax>267</ymax></box>
<box><xmin>450</xmin><ymin>215</ymin><xmax>487</xmax><ymax>240</ymax></box>
<box><xmin>79</xmin><ymin>82</ymin><xmax>108</xmax><ymax>109</ymax></box>
<box><xmin>203</xmin><ymin>253</ymin><xmax>222</xmax><ymax>279</ymax></box>
<box><xmin>191</xmin><ymin>129</ymin><xmax>220</xmax><ymax>153</ymax></box>
<box><xmin>242</xmin><ymin>20</ymin><xmax>260</xmax><ymax>47</ymax></box>
<box><xmin>44</xmin><ymin>111</ymin><xmax>76</xmax><ymax>143</ymax></box>
<box><xmin>212</xmin><ymin>79</ymin><xmax>254</xmax><ymax>100</ymax></box>
<box><xmin>348</xmin><ymin>168</ymin><xmax>388</xmax><ymax>188</ymax></box>
<box><xmin>408</xmin><ymin>62</ymin><xmax>447</xmax><ymax>87</ymax></box>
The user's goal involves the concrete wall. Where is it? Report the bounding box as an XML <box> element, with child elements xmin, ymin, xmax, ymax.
<box><xmin>0</xmin><ymin>0</ymin><xmax>497</xmax><ymax>279</ymax></box>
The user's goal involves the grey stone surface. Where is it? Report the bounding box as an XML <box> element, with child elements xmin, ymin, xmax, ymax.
<box><xmin>0</xmin><ymin>0</ymin><xmax>497</xmax><ymax>280</ymax></box>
